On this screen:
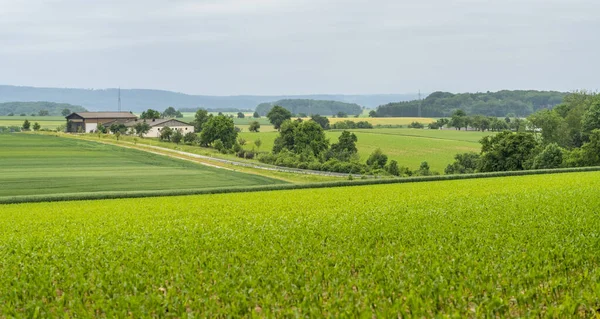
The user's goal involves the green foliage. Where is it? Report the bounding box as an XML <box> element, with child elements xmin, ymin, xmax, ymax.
<box><xmin>253</xmin><ymin>111</ymin><xmax>260</xmax><ymax>118</ymax></box>
<box><xmin>386</xmin><ymin>159</ymin><xmax>400</xmax><ymax>176</ymax></box>
<box><xmin>200</xmin><ymin>115</ymin><xmax>237</xmax><ymax>149</ymax></box>
<box><xmin>449</xmin><ymin>109</ymin><xmax>468</xmax><ymax>130</ymax></box>
<box><xmin>172</xmin><ymin>129</ymin><xmax>183</xmax><ymax>144</ymax></box>
<box><xmin>109</xmin><ymin>123</ymin><xmax>127</xmax><ymax>134</ymax></box>
<box><xmin>134</xmin><ymin>122</ymin><xmax>151</xmax><ymax>137</ymax></box>
<box><xmin>22</xmin><ymin>119</ymin><xmax>31</xmax><ymax>130</ymax></box>
<box><xmin>96</xmin><ymin>123</ymin><xmax>107</xmax><ymax>134</ymax></box>
<box><xmin>414</xmin><ymin>161</ymin><xmax>434</xmax><ymax>176</ymax></box>
<box><xmin>330</xmin><ymin>120</ymin><xmax>373</xmax><ymax>129</ymax></box>
<box><xmin>532</xmin><ymin>143</ymin><xmax>564</xmax><ymax>169</ymax></box>
<box><xmin>61</xmin><ymin>108</ymin><xmax>71</xmax><ymax>116</ymax></box>
<box><xmin>580</xmin><ymin>129</ymin><xmax>600</xmax><ymax>166</ymax></box>
<box><xmin>479</xmin><ymin>131</ymin><xmax>539</xmax><ymax>172</ymax></box>
<box><xmin>162</xmin><ymin>106</ymin><xmax>183</xmax><ymax>118</ymax></box>
<box><xmin>273</xmin><ymin>120</ymin><xmax>329</xmax><ymax>157</ymax></box>
<box><xmin>236</xmin><ymin>112</ymin><xmax>245</xmax><ymax>118</ymax></box>
<box><xmin>183</xmin><ymin>132</ymin><xmax>198</xmax><ymax>145</ymax></box>
<box><xmin>328</xmin><ymin>131</ymin><xmax>358</xmax><ymax>161</ymax></box>
<box><xmin>32</xmin><ymin>122</ymin><xmax>41</xmax><ymax>131</ymax></box>
<box><xmin>336</xmin><ymin>111</ymin><xmax>348</xmax><ymax>118</ymax></box>
<box><xmin>366</xmin><ymin>148</ymin><xmax>387</xmax><ymax>168</ymax></box>
<box><xmin>256</xmin><ymin>99</ymin><xmax>362</xmax><ymax>116</ymax></box>
<box><xmin>581</xmin><ymin>100</ymin><xmax>600</xmax><ymax>135</ymax></box>
<box><xmin>408</xmin><ymin>121</ymin><xmax>424</xmax><ymax>129</ymax></box>
<box><xmin>192</xmin><ymin>109</ymin><xmax>210</xmax><ymax>132</ymax></box>
<box><xmin>368</xmin><ymin>110</ymin><xmax>377</xmax><ymax>117</ymax></box>
<box><xmin>527</xmin><ymin>109</ymin><xmax>566</xmax><ymax>145</ymax></box>
<box><xmin>38</xmin><ymin>110</ymin><xmax>49</xmax><ymax>116</ymax></box>
<box><xmin>159</xmin><ymin>126</ymin><xmax>173</xmax><ymax>141</ymax></box>
<box><xmin>140</xmin><ymin>109</ymin><xmax>161</xmax><ymax>119</ymax></box>
<box><xmin>254</xmin><ymin>138</ymin><xmax>262</xmax><ymax>150</ymax></box>
<box><xmin>248</xmin><ymin>121</ymin><xmax>261</xmax><ymax>132</ymax></box>
<box><xmin>0</xmin><ymin>101</ymin><xmax>86</xmax><ymax>116</ymax></box>
<box><xmin>428</xmin><ymin>118</ymin><xmax>449</xmax><ymax>129</ymax></box>
<box><xmin>310</xmin><ymin>114</ymin><xmax>330</xmax><ymax>130</ymax></box>
<box><xmin>375</xmin><ymin>90</ymin><xmax>566</xmax><ymax>117</ymax></box>
<box><xmin>266</xmin><ymin>105</ymin><xmax>292</xmax><ymax>130</ymax></box>
<box><xmin>445</xmin><ymin>152</ymin><xmax>480</xmax><ymax>174</ymax></box>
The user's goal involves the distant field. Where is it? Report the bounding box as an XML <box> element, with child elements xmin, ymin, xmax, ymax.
<box><xmin>0</xmin><ymin>115</ymin><xmax>65</xmax><ymax>129</ymax></box>
<box><xmin>0</xmin><ymin>134</ymin><xmax>284</xmax><ymax>198</ymax></box>
<box><xmin>240</xmin><ymin>128</ymin><xmax>489</xmax><ymax>172</ymax></box>
<box><xmin>2</xmin><ymin>171</ymin><xmax>599</xmax><ymax>316</ymax></box>
<box><xmin>328</xmin><ymin>116</ymin><xmax>436</xmax><ymax>125</ymax></box>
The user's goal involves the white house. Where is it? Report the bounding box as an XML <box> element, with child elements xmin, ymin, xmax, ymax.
<box><xmin>124</xmin><ymin>118</ymin><xmax>194</xmax><ymax>138</ymax></box>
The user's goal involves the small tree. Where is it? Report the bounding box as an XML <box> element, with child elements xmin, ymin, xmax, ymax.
<box><xmin>386</xmin><ymin>160</ymin><xmax>400</xmax><ymax>176</ymax></box>
<box><xmin>184</xmin><ymin>132</ymin><xmax>198</xmax><ymax>144</ymax></box>
<box><xmin>32</xmin><ymin>122</ymin><xmax>41</xmax><ymax>131</ymax></box>
<box><xmin>253</xmin><ymin>111</ymin><xmax>260</xmax><ymax>118</ymax></box>
<box><xmin>134</xmin><ymin>122</ymin><xmax>151</xmax><ymax>137</ymax></box>
<box><xmin>249</xmin><ymin>121</ymin><xmax>261</xmax><ymax>132</ymax></box>
<box><xmin>115</xmin><ymin>131</ymin><xmax>121</xmax><ymax>141</ymax></box>
<box><xmin>61</xmin><ymin>108</ymin><xmax>71</xmax><ymax>116</ymax></box>
<box><xmin>140</xmin><ymin>109</ymin><xmax>161</xmax><ymax>119</ymax></box>
<box><xmin>266</xmin><ymin>106</ymin><xmax>292</xmax><ymax>130</ymax></box>
<box><xmin>172</xmin><ymin>130</ymin><xmax>183</xmax><ymax>144</ymax></box>
<box><xmin>237</xmin><ymin>112</ymin><xmax>245</xmax><ymax>118</ymax></box>
<box><xmin>96</xmin><ymin>123</ymin><xmax>107</xmax><ymax>134</ymax></box>
<box><xmin>368</xmin><ymin>110</ymin><xmax>377</xmax><ymax>117</ymax></box>
<box><xmin>22</xmin><ymin>120</ymin><xmax>31</xmax><ymax>130</ymax></box>
<box><xmin>193</xmin><ymin>109</ymin><xmax>210</xmax><ymax>132</ymax></box>
<box><xmin>238</xmin><ymin>137</ymin><xmax>246</xmax><ymax>146</ymax></box>
<box><xmin>415</xmin><ymin>161</ymin><xmax>432</xmax><ymax>176</ymax></box>
<box><xmin>254</xmin><ymin>138</ymin><xmax>262</xmax><ymax>151</ymax></box>
<box><xmin>159</xmin><ymin>126</ymin><xmax>173</xmax><ymax>141</ymax></box>
<box><xmin>367</xmin><ymin>148</ymin><xmax>388</xmax><ymax>169</ymax></box>
<box><xmin>310</xmin><ymin>114</ymin><xmax>330</xmax><ymax>130</ymax></box>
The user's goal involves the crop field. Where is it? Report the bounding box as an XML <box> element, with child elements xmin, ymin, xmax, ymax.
<box><xmin>240</xmin><ymin>128</ymin><xmax>490</xmax><ymax>172</ymax></box>
<box><xmin>1</xmin><ymin>171</ymin><xmax>599</xmax><ymax>316</ymax></box>
<box><xmin>328</xmin><ymin>116</ymin><xmax>436</xmax><ymax>125</ymax></box>
<box><xmin>0</xmin><ymin>134</ymin><xmax>284</xmax><ymax>198</ymax></box>
<box><xmin>0</xmin><ymin>115</ymin><xmax>65</xmax><ymax>130</ymax></box>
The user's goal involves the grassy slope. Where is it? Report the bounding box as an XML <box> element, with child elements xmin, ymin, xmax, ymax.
<box><xmin>1</xmin><ymin>171</ymin><xmax>599</xmax><ymax>316</ymax></box>
<box><xmin>0</xmin><ymin>134</ymin><xmax>285</xmax><ymax>197</ymax></box>
<box><xmin>240</xmin><ymin>128</ymin><xmax>489</xmax><ymax>172</ymax></box>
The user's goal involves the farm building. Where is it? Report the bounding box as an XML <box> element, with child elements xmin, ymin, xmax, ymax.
<box><xmin>124</xmin><ymin>118</ymin><xmax>194</xmax><ymax>138</ymax></box>
<box><xmin>65</xmin><ymin>112</ymin><xmax>138</xmax><ymax>133</ymax></box>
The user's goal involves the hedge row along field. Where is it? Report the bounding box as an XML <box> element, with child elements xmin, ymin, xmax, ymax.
<box><xmin>1</xmin><ymin>171</ymin><xmax>600</xmax><ymax>317</ymax></box>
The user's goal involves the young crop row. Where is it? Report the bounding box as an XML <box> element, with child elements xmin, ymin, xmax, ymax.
<box><xmin>1</xmin><ymin>171</ymin><xmax>600</xmax><ymax>316</ymax></box>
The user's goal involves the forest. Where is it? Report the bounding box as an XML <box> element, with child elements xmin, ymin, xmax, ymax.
<box><xmin>256</xmin><ymin>99</ymin><xmax>363</xmax><ymax>116</ymax></box>
<box><xmin>374</xmin><ymin>90</ymin><xmax>566</xmax><ymax>117</ymax></box>
<box><xmin>0</xmin><ymin>101</ymin><xmax>87</xmax><ymax>116</ymax></box>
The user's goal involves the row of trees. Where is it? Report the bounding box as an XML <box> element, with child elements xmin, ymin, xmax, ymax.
<box><xmin>21</xmin><ymin>120</ymin><xmax>41</xmax><ymax>131</ymax></box>
<box><xmin>265</xmin><ymin>106</ymin><xmax>372</xmax><ymax>131</ymax></box>
<box><xmin>256</xmin><ymin>99</ymin><xmax>362</xmax><ymax>117</ymax></box>
<box><xmin>445</xmin><ymin>91</ymin><xmax>600</xmax><ymax>174</ymax></box>
<box><xmin>140</xmin><ymin>107</ymin><xmax>183</xmax><ymax>119</ymax></box>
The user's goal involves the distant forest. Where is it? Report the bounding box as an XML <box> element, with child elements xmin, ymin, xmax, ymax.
<box><xmin>0</xmin><ymin>85</ymin><xmax>418</xmax><ymax>112</ymax></box>
<box><xmin>0</xmin><ymin>102</ymin><xmax>87</xmax><ymax>116</ymax></box>
<box><xmin>375</xmin><ymin>90</ymin><xmax>567</xmax><ymax>117</ymax></box>
<box><xmin>256</xmin><ymin>99</ymin><xmax>363</xmax><ymax>116</ymax></box>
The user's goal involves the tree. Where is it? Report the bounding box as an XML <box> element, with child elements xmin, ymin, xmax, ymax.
<box><xmin>22</xmin><ymin>120</ymin><xmax>31</xmax><ymax>130</ymax></box>
<box><xmin>140</xmin><ymin>109</ymin><xmax>161</xmax><ymax>119</ymax></box>
<box><xmin>386</xmin><ymin>160</ymin><xmax>400</xmax><ymax>176</ymax></box>
<box><xmin>184</xmin><ymin>132</ymin><xmax>198</xmax><ymax>144</ymax></box>
<box><xmin>38</xmin><ymin>110</ymin><xmax>49</xmax><ymax>116</ymax></box>
<box><xmin>580</xmin><ymin>129</ymin><xmax>600</xmax><ymax>166</ymax></box>
<box><xmin>310</xmin><ymin>114</ymin><xmax>330</xmax><ymax>130</ymax></box>
<box><xmin>527</xmin><ymin>109</ymin><xmax>566</xmax><ymax>145</ymax></box>
<box><xmin>97</xmin><ymin>123</ymin><xmax>107</xmax><ymax>133</ymax></box>
<box><xmin>192</xmin><ymin>109</ymin><xmax>210</xmax><ymax>132</ymax></box>
<box><xmin>61</xmin><ymin>108</ymin><xmax>71</xmax><ymax>116</ymax></box>
<box><xmin>368</xmin><ymin>110</ymin><xmax>377</xmax><ymax>117</ymax></box>
<box><xmin>200</xmin><ymin>115</ymin><xmax>237</xmax><ymax>149</ymax></box>
<box><xmin>337</xmin><ymin>111</ymin><xmax>348</xmax><ymax>118</ymax></box>
<box><xmin>163</xmin><ymin>107</ymin><xmax>182</xmax><ymax>118</ymax></box>
<box><xmin>253</xmin><ymin>111</ymin><xmax>260</xmax><ymax>118</ymax></box>
<box><xmin>172</xmin><ymin>130</ymin><xmax>183</xmax><ymax>144</ymax></box>
<box><xmin>134</xmin><ymin>122</ymin><xmax>151</xmax><ymax>137</ymax></box>
<box><xmin>532</xmin><ymin>143</ymin><xmax>564</xmax><ymax>169</ymax></box>
<box><xmin>366</xmin><ymin>148</ymin><xmax>387</xmax><ymax>169</ymax></box>
<box><xmin>581</xmin><ymin>101</ymin><xmax>600</xmax><ymax>136</ymax></box>
<box><xmin>266</xmin><ymin>105</ymin><xmax>292</xmax><ymax>130</ymax></box>
<box><xmin>329</xmin><ymin>131</ymin><xmax>358</xmax><ymax>161</ymax></box>
<box><xmin>478</xmin><ymin>131</ymin><xmax>539</xmax><ymax>172</ymax></box>
<box><xmin>445</xmin><ymin>152</ymin><xmax>480</xmax><ymax>174</ymax></box>
<box><xmin>159</xmin><ymin>126</ymin><xmax>173</xmax><ymax>141</ymax></box>
<box><xmin>449</xmin><ymin>110</ymin><xmax>467</xmax><ymax>130</ymax></box>
<box><xmin>109</xmin><ymin>123</ymin><xmax>127</xmax><ymax>134</ymax></box>
<box><xmin>414</xmin><ymin>161</ymin><xmax>432</xmax><ymax>176</ymax></box>
<box><xmin>237</xmin><ymin>112</ymin><xmax>245</xmax><ymax>118</ymax></box>
<box><xmin>32</xmin><ymin>122</ymin><xmax>41</xmax><ymax>131</ymax></box>
<box><xmin>254</xmin><ymin>138</ymin><xmax>262</xmax><ymax>151</ymax></box>
<box><xmin>237</xmin><ymin>137</ymin><xmax>246</xmax><ymax>146</ymax></box>
<box><xmin>249</xmin><ymin>121</ymin><xmax>261</xmax><ymax>132</ymax></box>
<box><xmin>273</xmin><ymin>120</ymin><xmax>329</xmax><ymax>157</ymax></box>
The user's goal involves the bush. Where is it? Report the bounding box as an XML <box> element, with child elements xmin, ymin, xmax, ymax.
<box><xmin>408</xmin><ymin>122</ymin><xmax>424</xmax><ymax>129</ymax></box>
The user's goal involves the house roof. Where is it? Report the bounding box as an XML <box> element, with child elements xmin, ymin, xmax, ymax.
<box><xmin>66</xmin><ymin>112</ymin><xmax>138</xmax><ymax>120</ymax></box>
<box><xmin>124</xmin><ymin>118</ymin><xmax>193</xmax><ymax>127</ymax></box>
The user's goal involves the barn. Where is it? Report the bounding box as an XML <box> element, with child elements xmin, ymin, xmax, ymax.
<box><xmin>124</xmin><ymin>118</ymin><xmax>195</xmax><ymax>138</ymax></box>
<box><xmin>65</xmin><ymin>112</ymin><xmax>138</xmax><ymax>133</ymax></box>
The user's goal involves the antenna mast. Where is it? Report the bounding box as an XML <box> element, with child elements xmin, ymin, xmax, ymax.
<box><xmin>118</xmin><ymin>87</ymin><xmax>121</xmax><ymax>112</ymax></box>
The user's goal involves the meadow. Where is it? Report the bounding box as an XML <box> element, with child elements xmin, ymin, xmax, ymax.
<box><xmin>0</xmin><ymin>134</ymin><xmax>284</xmax><ymax>198</ymax></box>
<box><xmin>240</xmin><ymin>128</ymin><xmax>489</xmax><ymax>172</ymax></box>
<box><xmin>0</xmin><ymin>115</ymin><xmax>65</xmax><ymax>130</ymax></box>
<box><xmin>1</xmin><ymin>171</ymin><xmax>599</xmax><ymax>317</ymax></box>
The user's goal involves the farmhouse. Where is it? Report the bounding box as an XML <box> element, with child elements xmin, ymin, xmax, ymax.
<box><xmin>124</xmin><ymin>118</ymin><xmax>194</xmax><ymax>138</ymax></box>
<box><xmin>65</xmin><ymin>112</ymin><xmax>138</xmax><ymax>133</ymax></box>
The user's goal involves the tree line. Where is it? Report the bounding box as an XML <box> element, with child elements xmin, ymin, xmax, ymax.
<box><xmin>256</xmin><ymin>99</ymin><xmax>362</xmax><ymax>117</ymax></box>
<box><xmin>0</xmin><ymin>102</ymin><xmax>87</xmax><ymax>116</ymax></box>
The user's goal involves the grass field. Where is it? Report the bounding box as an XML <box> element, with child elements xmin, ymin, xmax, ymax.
<box><xmin>0</xmin><ymin>115</ymin><xmax>65</xmax><ymax>130</ymax></box>
<box><xmin>1</xmin><ymin>171</ymin><xmax>599</xmax><ymax>316</ymax></box>
<box><xmin>0</xmin><ymin>134</ymin><xmax>284</xmax><ymax>197</ymax></box>
<box><xmin>240</xmin><ymin>128</ymin><xmax>490</xmax><ymax>172</ymax></box>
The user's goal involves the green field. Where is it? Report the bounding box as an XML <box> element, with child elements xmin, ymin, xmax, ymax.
<box><xmin>241</xmin><ymin>128</ymin><xmax>490</xmax><ymax>172</ymax></box>
<box><xmin>0</xmin><ymin>115</ymin><xmax>65</xmax><ymax>130</ymax></box>
<box><xmin>1</xmin><ymin>171</ymin><xmax>599</xmax><ymax>316</ymax></box>
<box><xmin>0</xmin><ymin>134</ymin><xmax>284</xmax><ymax>198</ymax></box>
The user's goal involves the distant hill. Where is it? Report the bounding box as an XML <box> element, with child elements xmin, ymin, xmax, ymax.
<box><xmin>0</xmin><ymin>85</ymin><xmax>418</xmax><ymax>112</ymax></box>
<box><xmin>375</xmin><ymin>90</ymin><xmax>567</xmax><ymax>117</ymax></box>
<box><xmin>255</xmin><ymin>99</ymin><xmax>363</xmax><ymax>116</ymax></box>
<box><xmin>0</xmin><ymin>101</ymin><xmax>87</xmax><ymax>116</ymax></box>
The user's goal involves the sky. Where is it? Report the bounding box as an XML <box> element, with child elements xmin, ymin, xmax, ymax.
<box><xmin>0</xmin><ymin>0</ymin><xmax>598</xmax><ymax>95</ymax></box>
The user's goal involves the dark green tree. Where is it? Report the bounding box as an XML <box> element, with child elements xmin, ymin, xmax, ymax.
<box><xmin>22</xmin><ymin>120</ymin><xmax>30</xmax><ymax>130</ymax></box>
<box><xmin>310</xmin><ymin>114</ymin><xmax>330</xmax><ymax>130</ymax></box>
<box><xmin>273</xmin><ymin>120</ymin><xmax>329</xmax><ymax>157</ymax></box>
<box><xmin>249</xmin><ymin>121</ymin><xmax>261</xmax><ymax>132</ymax></box>
<box><xmin>200</xmin><ymin>115</ymin><xmax>237</xmax><ymax>148</ymax></box>
<box><xmin>368</xmin><ymin>110</ymin><xmax>377</xmax><ymax>117</ymax></box>
<box><xmin>162</xmin><ymin>107</ymin><xmax>182</xmax><ymax>118</ymax></box>
<box><xmin>329</xmin><ymin>131</ymin><xmax>358</xmax><ymax>161</ymax></box>
<box><xmin>253</xmin><ymin>111</ymin><xmax>260</xmax><ymax>118</ymax></box>
<box><xmin>527</xmin><ymin>109</ymin><xmax>566</xmax><ymax>145</ymax></box>
<box><xmin>192</xmin><ymin>109</ymin><xmax>210</xmax><ymax>132</ymax></box>
<box><xmin>445</xmin><ymin>152</ymin><xmax>480</xmax><ymax>174</ymax></box>
<box><xmin>532</xmin><ymin>143</ymin><xmax>564</xmax><ymax>169</ymax></box>
<box><xmin>172</xmin><ymin>130</ymin><xmax>183</xmax><ymax>144</ymax></box>
<box><xmin>159</xmin><ymin>126</ymin><xmax>173</xmax><ymax>141</ymax></box>
<box><xmin>366</xmin><ymin>148</ymin><xmax>388</xmax><ymax>169</ymax></box>
<box><xmin>134</xmin><ymin>122</ymin><xmax>151</xmax><ymax>137</ymax></box>
<box><xmin>61</xmin><ymin>108</ymin><xmax>71</xmax><ymax>116</ymax></box>
<box><xmin>237</xmin><ymin>112</ymin><xmax>245</xmax><ymax>118</ymax></box>
<box><xmin>267</xmin><ymin>105</ymin><xmax>292</xmax><ymax>130</ymax></box>
<box><xmin>96</xmin><ymin>123</ymin><xmax>107</xmax><ymax>133</ymax></box>
<box><xmin>184</xmin><ymin>132</ymin><xmax>197</xmax><ymax>144</ymax></box>
<box><xmin>140</xmin><ymin>109</ymin><xmax>161</xmax><ymax>119</ymax></box>
<box><xmin>386</xmin><ymin>160</ymin><xmax>400</xmax><ymax>176</ymax></box>
<box><xmin>32</xmin><ymin>122</ymin><xmax>41</xmax><ymax>131</ymax></box>
<box><xmin>109</xmin><ymin>123</ymin><xmax>127</xmax><ymax>134</ymax></box>
<box><xmin>478</xmin><ymin>131</ymin><xmax>539</xmax><ymax>172</ymax></box>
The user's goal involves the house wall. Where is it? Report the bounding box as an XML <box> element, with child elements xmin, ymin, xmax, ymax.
<box><xmin>146</xmin><ymin>125</ymin><xmax>194</xmax><ymax>138</ymax></box>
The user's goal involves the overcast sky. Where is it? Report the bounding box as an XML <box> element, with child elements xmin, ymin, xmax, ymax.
<box><xmin>0</xmin><ymin>0</ymin><xmax>598</xmax><ymax>95</ymax></box>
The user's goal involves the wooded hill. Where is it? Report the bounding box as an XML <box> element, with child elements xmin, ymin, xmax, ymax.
<box><xmin>0</xmin><ymin>102</ymin><xmax>87</xmax><ymax>116</ymax></box>
<box><xmin>375</xmin><ymin>90</ymin><xmax>567</xmax><ymax>117</ymax></box>
<box><xmin>256</xmin><ymin>99</ymin><xmax>363</xmax><ymax>116</ymax></box>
